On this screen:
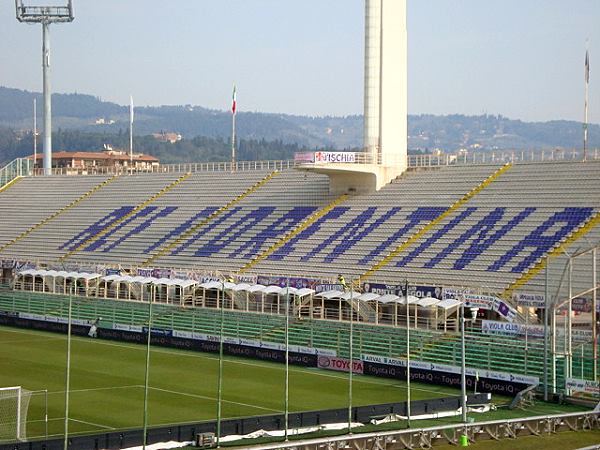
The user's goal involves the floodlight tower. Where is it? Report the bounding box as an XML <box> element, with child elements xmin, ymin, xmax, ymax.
<box><xmin>15</xmin><ymin>0</ymin><xmax>74</xmax><ymax>176</ymax></box>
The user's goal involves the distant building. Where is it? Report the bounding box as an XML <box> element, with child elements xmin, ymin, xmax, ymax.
<box><xmin>152</xmin><ymin>132</ymin><xmax>182</xmax><ymax>144</ymax></box>
<box><xmin>94</xmin><ymin>118</ymin><xmax>115</xmax><ymax>125</ymax></box>
<box><xmin>28</xmin><ymin>149</ymin><xmax>159</xmax><ymax>172</ymax></box>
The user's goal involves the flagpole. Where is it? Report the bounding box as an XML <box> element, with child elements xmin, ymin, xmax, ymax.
<box><xmin>231</xmin><ymin>85</ymin><xmax>237</xmax><ymax>172</ymax></box>
<box><xmin>130</xmin><ymin>95</ymin><xmax>134</xmax><ymax>173</ymax></box>
<box><xmin>584</xmin><ymin>49</ymin><xmax>590</xmax><ymax>162</ymax></box>
<box><xmin>231</xmin><ymin>112</ymin><xmax>236</xmax><ymax>171</ymax></box>
<box><xmin>33</xmin><ymin>98</ymin><xmax>37</xmax><ymax>176</ymax></box>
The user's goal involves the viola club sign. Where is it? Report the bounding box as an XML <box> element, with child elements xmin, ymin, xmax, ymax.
<box><xmin>481</xmin><ymin>320</ymin><xmax>544</xmax><ymax>339</ymax></box>
<box><xmin>463</xmin><ymin>294</ymin><xmax>517</xmax><ymax>322</ymax></box>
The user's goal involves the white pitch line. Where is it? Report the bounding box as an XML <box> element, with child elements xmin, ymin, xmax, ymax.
<box><xmin>0</xmin><ymin>336</ymin><xmax>63</xmax><ymax>345</ymax></box>
<box><xmin>47</xmin><ymin>384</ymin><xmax>143</xmax><ymax>395</ymax></box>
<box><xmin>0</xmin><ymin>326</ymin><xmax>452</xmax><ymax>396</ymax></box>
<box><xmin>69</xmin><ymin>417</ymin><xmax>116</xmax><ymax>430</ymax></box>
<box><xmin>148</xmin><ymin>386</ymin><xmax>282</xmax><ymax>413</ymax></box>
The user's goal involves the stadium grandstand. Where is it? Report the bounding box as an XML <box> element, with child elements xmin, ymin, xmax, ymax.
<box><xmin>2</xmin><ymin>0</ymin><xmax>600</xmax><ymax>447</ymax></box>
<box><xmin>0</xmin><ymin>153</ymin><xmax>599</xmax><ymax>398</ymax></box>
<box><xmin>0</xmin><ymin>157</ymin><xmax>598</xmax><ymax>296</ymax></box>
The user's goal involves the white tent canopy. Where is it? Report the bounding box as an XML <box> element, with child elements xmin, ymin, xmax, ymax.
<box><xmin>263</xmin><ymin>285</ymin><xmax>283</xmax><ymax>295</ymax></box>
<box><xmin>13</xmin><ymin>270</ymin><xmax>468</xmax><ymax>330</ymax></box>
<box><xmin>248</xmin><ymin>284</ymin><xmax>267</xmax><ymax>293</ymax></box>
<box><xmin>403</xmin><ymin>295</ymin><xmax>420</xmax><ymax>305</ymax></box>
<box><xmin>295</xmin><ymin>288</ymin><xmax>315</xmax><ymax>298</ymax></box>
<box><xmin>231</xmin><ymin>283</ymin><xmax>252</xmax><ymax>292</ymax></box>
<box><xmin>18</xmin><ymin>268</ymin><xmax>101</xmax><ymax>281</ymax></box>
<box><xmin>437</xmin><ymin>299</ymin><xmax>462</xmax><ymax>310</ymax></box>
<box><xmin>199</xmin><ymin>280</ymin><xmax>223</xmax><ymax>290</ymax></box>
<box><xmin>314</xmin><ymin>290</ymin><xmax>345</xmax><ymax>300</ymax></box>
<box><xmin>357</xmin><ymin>292</ymin><xmax>381</xmax><ymax>302</ymax></box>
<box><xmin>340</xmin><ymin>291</ymin><xmax>362</xmax><ymax>301</ymax></box>
<box><xmin>376</xmin><ymin>294</ymin><xmax>401</xmax><ymax>304</ymax></box>
<box><xmin>416</xmin><ymin>297</ymin><xmax>441</xmax><ymax>308</ymax></box>
<box><xmin>279</xmin><ymin>286</ymin><xmax>299</xmax><ymax>297</ymax></box>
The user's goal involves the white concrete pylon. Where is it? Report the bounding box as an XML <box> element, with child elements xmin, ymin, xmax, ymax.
<box><xmin>364</xmin><ymin>0</ymin><xmax>407</xmax><ymax>170</ymax></box>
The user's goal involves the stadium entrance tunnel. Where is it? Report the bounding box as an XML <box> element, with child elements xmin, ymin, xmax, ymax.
<box><xmin>296</xmin><ymin>163</ymin><xmax>404</xmax><ymax>195</ymax></box>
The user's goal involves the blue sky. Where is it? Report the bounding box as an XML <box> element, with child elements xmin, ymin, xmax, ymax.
<box><xmin>1</xmin><ymin>0</ymin><xmax>598</xmax><ymax>122</ymax></box>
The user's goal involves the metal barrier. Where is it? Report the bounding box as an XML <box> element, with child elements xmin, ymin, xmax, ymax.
<box><xmin>28</xmin><ymin>159</ymin><xmax>297</xmax><ymax>176</ymax></box>
<box><xmin>252</xmin><ymin>410</ymin><xmax>600</xmax><ymax>450</ymax></box>
<box><xmin>0</xmin><ymin>393</ymin><xmax>490</xmax><ymax>450</ymax></box>
<box><xmin>5</xmin><ymin>148</ymin><xmax>599</xmax><ymax>180</ymax></box>
<box><xmin>0</xmin><ymin>158</ymin><xmax>32</xmax><ymax>188</ymax></box>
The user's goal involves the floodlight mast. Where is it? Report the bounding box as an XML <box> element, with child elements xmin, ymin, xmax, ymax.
<box><xmin>15</xmin><ymin>0</ymin><xmax>74</xmax><ymax>176</ymax></box>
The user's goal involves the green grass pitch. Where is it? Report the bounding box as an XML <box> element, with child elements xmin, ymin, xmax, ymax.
<box><xmin>0</xmin><ymin>325</ymin><xmax>463</xmax><ymax>441</ymax></box>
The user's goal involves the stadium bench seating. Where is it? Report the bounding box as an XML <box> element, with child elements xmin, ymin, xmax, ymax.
<box><xmin>0</xmin><ymin>161</ymin><xmax>598</xmax><ymax>298</ymax></box>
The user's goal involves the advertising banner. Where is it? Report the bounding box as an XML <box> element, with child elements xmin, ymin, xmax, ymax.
<box><xmin>512</xmin><ymin>292</ymin><xmax>546</xmax><ymax>308</ymax></box>
<box><xmin>482</xmin><ymin>320</ymin><xmax>592</xmax><ymax>343</ymax></box>
<box><xmin>463</xmin><ymin>293</ymin><xmax>496</xmax><ymax>310</ymax></box>
<box><xmin>362</xmin><ymin>282</ymin><xmax>402</xmax><ymax>296</ymax></box>
<box><xmin>566</xmin><ymin>377</ymin><xmax>600</xmax><ymax>395</ymax></box>
<box><xmin>314</xmin><ymin>152</ymin><xmax>356</xmax><ymax>163</ymax></box>
<box><xmin>294</xmin><ymin>152</ymin><xmax>315</xmax><ymax>163</ymax></box>
<box><xmin>363</xmin><ymin>283</ymin><xmax>443</xmax><ymax>299</ymax></box>
<box><xmin>236</xmin><ymin>274</ymin><xmax>258</xmax><ymax>284</ymax></box>
<box><xmin>317</xmin><ymin>356</ymin><xmax>364</xmax><ymax>374</ymax></box>
<box><xmin>572</xmin><ymin>297</ymin><xmax>592</xmax><ymax>313</ymax></box>
<box><xmin>362</xmin><ymin>354</ymin><xmax>539</xmax><ymax>395</ymax></box>
<box><xmin>463</xmin><ymin>294</ymin><xmax>517</xmax><ymax>322</ymax></box>
<box><xmin>257</xmin><ymin>275</ymin><xmax>320</xmax><ymax>289</ymax></box>
<box><xmin>14</xmin><ymin>261</ymin><xmax>36</xmax><ymax>271</ymax></box>
<box><xmin>137</xmin><ymin>268</ymin><xmax>153</xmax><ymax>277</ymax></box>
<box><xmin>494</xmin><ymin>299</ymin><xmax>517</xmax><ymax>322</ymax></box>
<box><xmin>481</xmin><ymin>320</ymin><xmax>545</xmax><ymax>339</ymax></box>
<box><xmin>315</xmin><ymin>283</ymin><xmax>345</xmax><ymax>293</ymax></box>
<box><xmin>443</xmin><ymin>287</ymin><xmax>473</xmax><ymax>300</ymax></box>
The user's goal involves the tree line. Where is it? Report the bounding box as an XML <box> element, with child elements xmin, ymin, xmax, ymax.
<box><xmin>0</xmin><ymin>127</ymin><xmax>335</xmax><ymax>165</ymax></box>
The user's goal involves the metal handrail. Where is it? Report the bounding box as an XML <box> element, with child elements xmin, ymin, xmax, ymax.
<box><xmin>9</xmin><ymin>147</ymin><xmax>599</xmax><ymax>179</ymax></box>
<box><xmin>0</xmin><ymin>158</ymin><xmax>32</xmax><ymax>189</ymax></box>
<box><xmin>251</xmin><ymin>410</ymin><xmax>600</xmax><ymax>450</ymax></box>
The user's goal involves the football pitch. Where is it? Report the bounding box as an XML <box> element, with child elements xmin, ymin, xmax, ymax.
<box><xmin>0</xmin><ymin>325</ymin><xmax>465</xmax><ymax>441</ymax></box>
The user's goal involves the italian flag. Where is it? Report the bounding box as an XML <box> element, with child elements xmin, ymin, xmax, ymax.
<box><xmin>231</xmin><ymin>85</ymin><xmax>237</xmax><ymax>115</ymax></box>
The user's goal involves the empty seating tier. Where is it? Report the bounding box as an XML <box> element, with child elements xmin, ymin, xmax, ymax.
<box><xmin>0</xmin><ymin>161</ymin><xmax>598</xmax><ymax>298</ymax></box>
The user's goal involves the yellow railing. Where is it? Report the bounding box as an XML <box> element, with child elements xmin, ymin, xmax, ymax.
<box><xmin>358</xmin><ymin>162</ymin><xmax>513</xmax><ymax>284</ymax></box>
<box><xmin>237</xmin><ymin>193</ymin><xmax>349</xmax><ymax>274</ymax></box>
<box><xmin>59</xmin><ymin>172</ymin><xmax>191</xmax><ymax>261</ymax></box>
<box><xmin>0</xmin><ymin>176</ymin><xmax>23</xmax><ymax>194</ymax></box>
<box><xmin>0</xmin><ymin>174</ymin><xmax>120</xmax><ymax>254</ymax></box>
<box><xmin>142</xmin><ymin>171</ymin><xmax>280</xmax><ymax>267</ymax></box>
